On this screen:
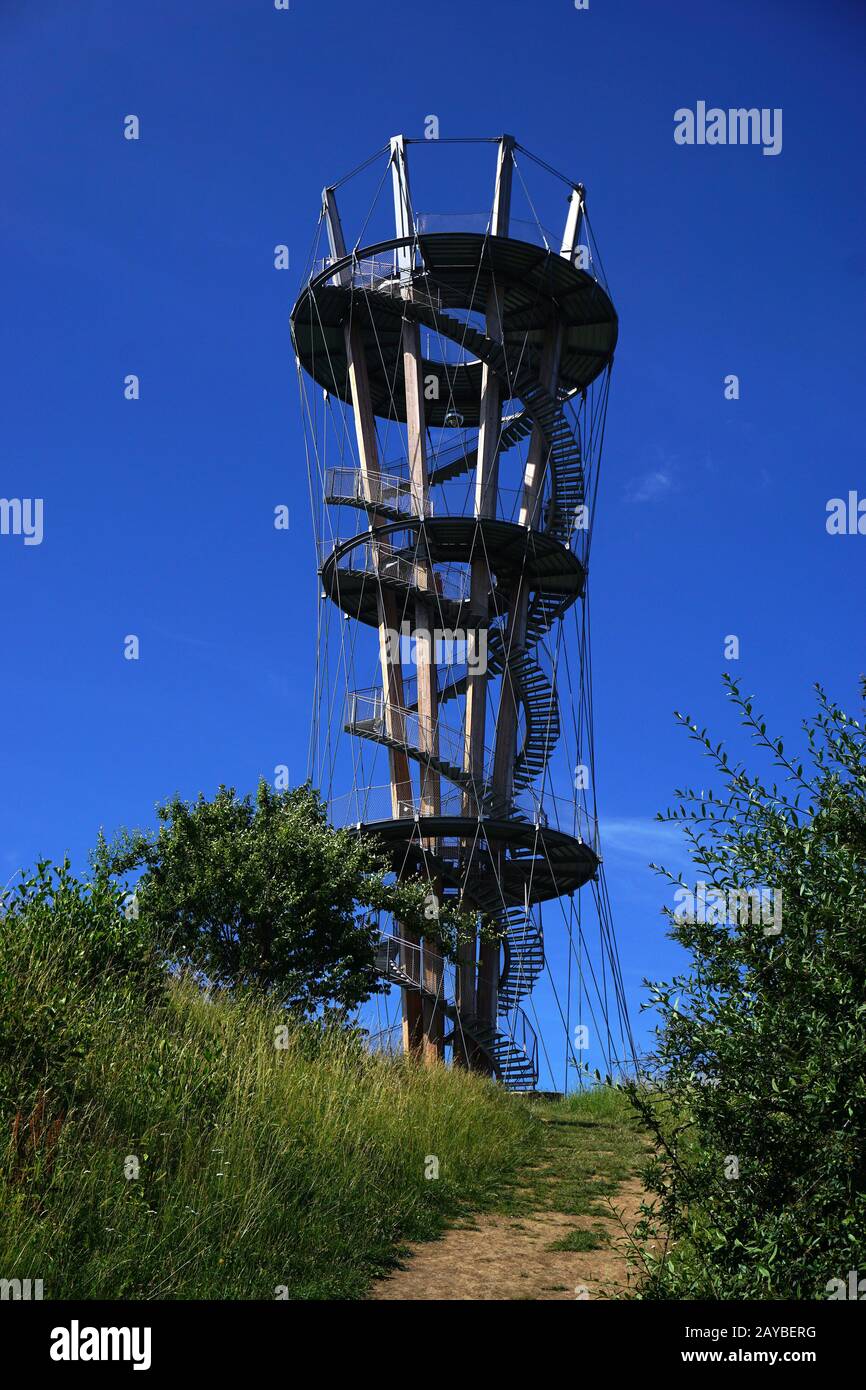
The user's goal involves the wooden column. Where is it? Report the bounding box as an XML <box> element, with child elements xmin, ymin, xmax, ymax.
<box><xmin>463</xmin><ymin>137</ymin><xmax>515</xmax><ymax>1055</ymax></box>
<box><xmin>324</xmin><ymin>183</ymin><xmax>422</xmax><ymax>1054</ymax></box>
<box><xmin>391</xmin><ymin>135</ymin><xmax>444</xmax><ymax>1062</ymax></box>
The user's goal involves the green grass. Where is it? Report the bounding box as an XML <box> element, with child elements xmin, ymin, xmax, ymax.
<box><xmin>1</xmin><ymin>874</ymin><xmax>647</xmax><ymax>1300</ymax></box>
<box><xmin>500</xmin><ymin>1087</ymin><xmax>645</xmax><ymax>1216</ymax></box>
<box><xmin>549</xmin><ymin>1227</ymin><xmax>608</xmax><ymax>1252</ymax></box>
<box><xmin>492</xmin><ymin>1086</ymin><xmax>647</xmax><ymax>1260</ymax></box>
<box><xmin>1</xmin><ymin>971</ymin><xmax>538</xmax><ymax>1300</ymax></box>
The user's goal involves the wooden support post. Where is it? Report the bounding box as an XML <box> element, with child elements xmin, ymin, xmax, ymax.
<box><xmin>324</xmin><ymin>181</ymin><xmax>422</xmax><ymax>1055</ymax></box>
<box><xmin>391</xmin><ymin>135</ymin><xmax>446</xmax><ymax>1064</ymax></box>
<box><xmin>465</xmin><ymin>137</ymin><xmax>515</xmax><ymax>1055</ymax></box>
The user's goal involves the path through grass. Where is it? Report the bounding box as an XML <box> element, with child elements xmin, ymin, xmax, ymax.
<box><xmin>371</xmin><ymin>1085</ymin><xmax>649</xmax><ymax>1300</ymax></box>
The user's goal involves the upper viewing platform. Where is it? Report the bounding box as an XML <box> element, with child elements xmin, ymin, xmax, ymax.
<box><xmin>292</xmin><ymin>229</ymin><xmax>617</xmax><ymax>427</ymax></box>
<box><xmin>291</xmin><ymin>137</ymin><xmax>618</xmax><ymax>556</ymax></box>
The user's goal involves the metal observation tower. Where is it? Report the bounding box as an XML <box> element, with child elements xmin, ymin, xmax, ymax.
<box><xmin>292</xmin><ymin>135</ymin><xmax>635</xmax><ymax>1091</ymax></box>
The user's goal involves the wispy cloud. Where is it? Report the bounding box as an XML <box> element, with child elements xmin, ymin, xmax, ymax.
<box><xmin>600</xmin><ymin>817</ymin><xmax>686</xmax><ymax>863</ymax></box>
<box><xmin>625</xmin><ymin>468</ymin><xmax>674</xmax><ymax>504</ymax></box>
<box><xmin>624</xmin><ymin>445</ymin><xmax>682</xmax><ymax>504</ymax></box>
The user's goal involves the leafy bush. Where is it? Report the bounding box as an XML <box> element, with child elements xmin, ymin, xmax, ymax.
<box><xmin>629</xmin><ymin>677</ymin><xmax>866</xmax><ymax>1299</ymax></box>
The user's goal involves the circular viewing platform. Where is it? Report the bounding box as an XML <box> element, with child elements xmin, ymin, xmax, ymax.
<box><xmin>291</xmin><ymin>231</ymin><xmax>618</xmax><ymax>427</ymax></box>
<box><xmin>355</xmin><ymin>813</ymin><xmax>599</xmax><ymax>909</ymax></box>
<box><xmin>318</xmin><ymin>516</ymin><xmax>586</xmax><ymax>628</ymax></box>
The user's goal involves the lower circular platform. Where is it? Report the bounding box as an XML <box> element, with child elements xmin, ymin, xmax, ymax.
<box><xmin>356</xmin><ymin>813</ymin><xmax>599</xmax><ymax>907</ymax></box>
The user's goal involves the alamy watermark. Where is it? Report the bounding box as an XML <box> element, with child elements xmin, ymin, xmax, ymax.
<box><xmin>826</xmin><ymin>491</ymin><xmax>865</xmax><ymax>535</ymax></box>
<box><xmin>383</xmin><ymin>621</ymin><xmax>487</xmax><ymax>676</ymax></box>
<box><xmin>1</xmin><ymin>1277</ymin><xmax>43</xmax><ymax>1299</ymax></box>
<box><xmin>50</xmin><ymin>1321</ymin><xmax>151</xmax><ymax>1371</ymax></box>
<box><xmin>673</xmin><ymin>882</ymin><xmax>782</xmax><ymax>936</ymax></box>
<box><xmin>826</xmin><ymin>1270</ymin><xmax>866</xmax><ymax>1299</ymax></box>
<box><xmin>674</xmin><ymin>103</ymin><xmax>782</xmax><ymax>157</ymax></box>
<box><xmin>0</xmin><ymin>497</ymin><xmax>43</xmax><ymax>546</ymax></box>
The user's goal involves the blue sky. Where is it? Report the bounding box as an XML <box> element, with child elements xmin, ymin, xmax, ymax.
<box><xmin>2</xmin><ymin>0</ymin><xmax>863</xmax><ymax>1078</ymax></box>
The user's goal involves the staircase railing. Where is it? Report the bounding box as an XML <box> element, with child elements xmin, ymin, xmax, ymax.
<box><xmin>503</xmin><ymin>1005</ymin><xmax>539</xmax><ymax>1079</ymax></box>
<box><xmin>343</xmin><ymin>691</ymin><xmax>599</xmax><ymax>848</ymax></box>
<box><xmin>324</xmin><ymin>466</ymin><xmax>433</xmax><ymax>518</ymax></box>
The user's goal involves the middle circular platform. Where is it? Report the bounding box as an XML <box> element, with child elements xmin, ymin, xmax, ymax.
<box><xmin>319</xmin><ymin>516</ymin><xmax>586</xmax><ymax>628</ymax></box>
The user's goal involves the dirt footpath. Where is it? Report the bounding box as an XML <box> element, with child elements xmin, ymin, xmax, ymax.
<box><xmin>369</xmin><ymin>1176</ymin><xmax>646</xmax><ymax>1301</ymax></box>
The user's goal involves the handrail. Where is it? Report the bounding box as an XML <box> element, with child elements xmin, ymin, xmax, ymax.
<box><xmin>324</xmin><ymin>459</ymin><xmax>556</xmax><ymax>532</ymax></box>
<box><xmin>309</xmin><ymin>241</ymin><xmax>443</xmax><ymax>310</ymax></box>
<box><xmin>374</xmin><ymin>930</ymin><xmax>538</xmax><ymax>1086</ymax></box>
<box><xmin>329</xmin><ymin>779</ymin><xmax>599</xmax><ymax>849</ymax></box>
<box><xmin>324</xmin><ymin>466</ymin><xmax>433</xmax><ymax>518</ymax></box>
<box><xmin>320</xmin><ymin>535</ymin><xmax>471</xmax><ymax>604</ymax></box>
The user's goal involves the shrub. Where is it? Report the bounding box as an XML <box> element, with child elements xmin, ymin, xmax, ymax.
<box><xmin>628</xmin><ymin>677</ymin><xmax>866</xmax><ymax>1299</ymax></box>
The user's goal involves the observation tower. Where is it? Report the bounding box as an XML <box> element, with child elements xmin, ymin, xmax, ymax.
<box><xmin>292</xmin><ymin>135</ymin><xmax>634</xmax><ymax>1090</ymax></box>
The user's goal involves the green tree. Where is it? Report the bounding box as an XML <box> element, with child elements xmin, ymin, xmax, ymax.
<box><xmin>102</xmin><ymin>781</ymin><xmax>475</xmax><ymax>1016</ymax></box>
<box><xmin>629</xmin><ymin>676</ymin><xmax>866</xmax><ymax>1299</ymax></box>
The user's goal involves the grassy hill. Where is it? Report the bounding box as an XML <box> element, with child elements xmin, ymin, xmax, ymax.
<box><xmin>1</xmin><ymin>900</ymin><xmax>541</xmax><ymax>1299</ymax></box>
<box><xmin>1</xmin><ymin>859</ymin><xmax>643</xmax><ymax>1303</ymax></box>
